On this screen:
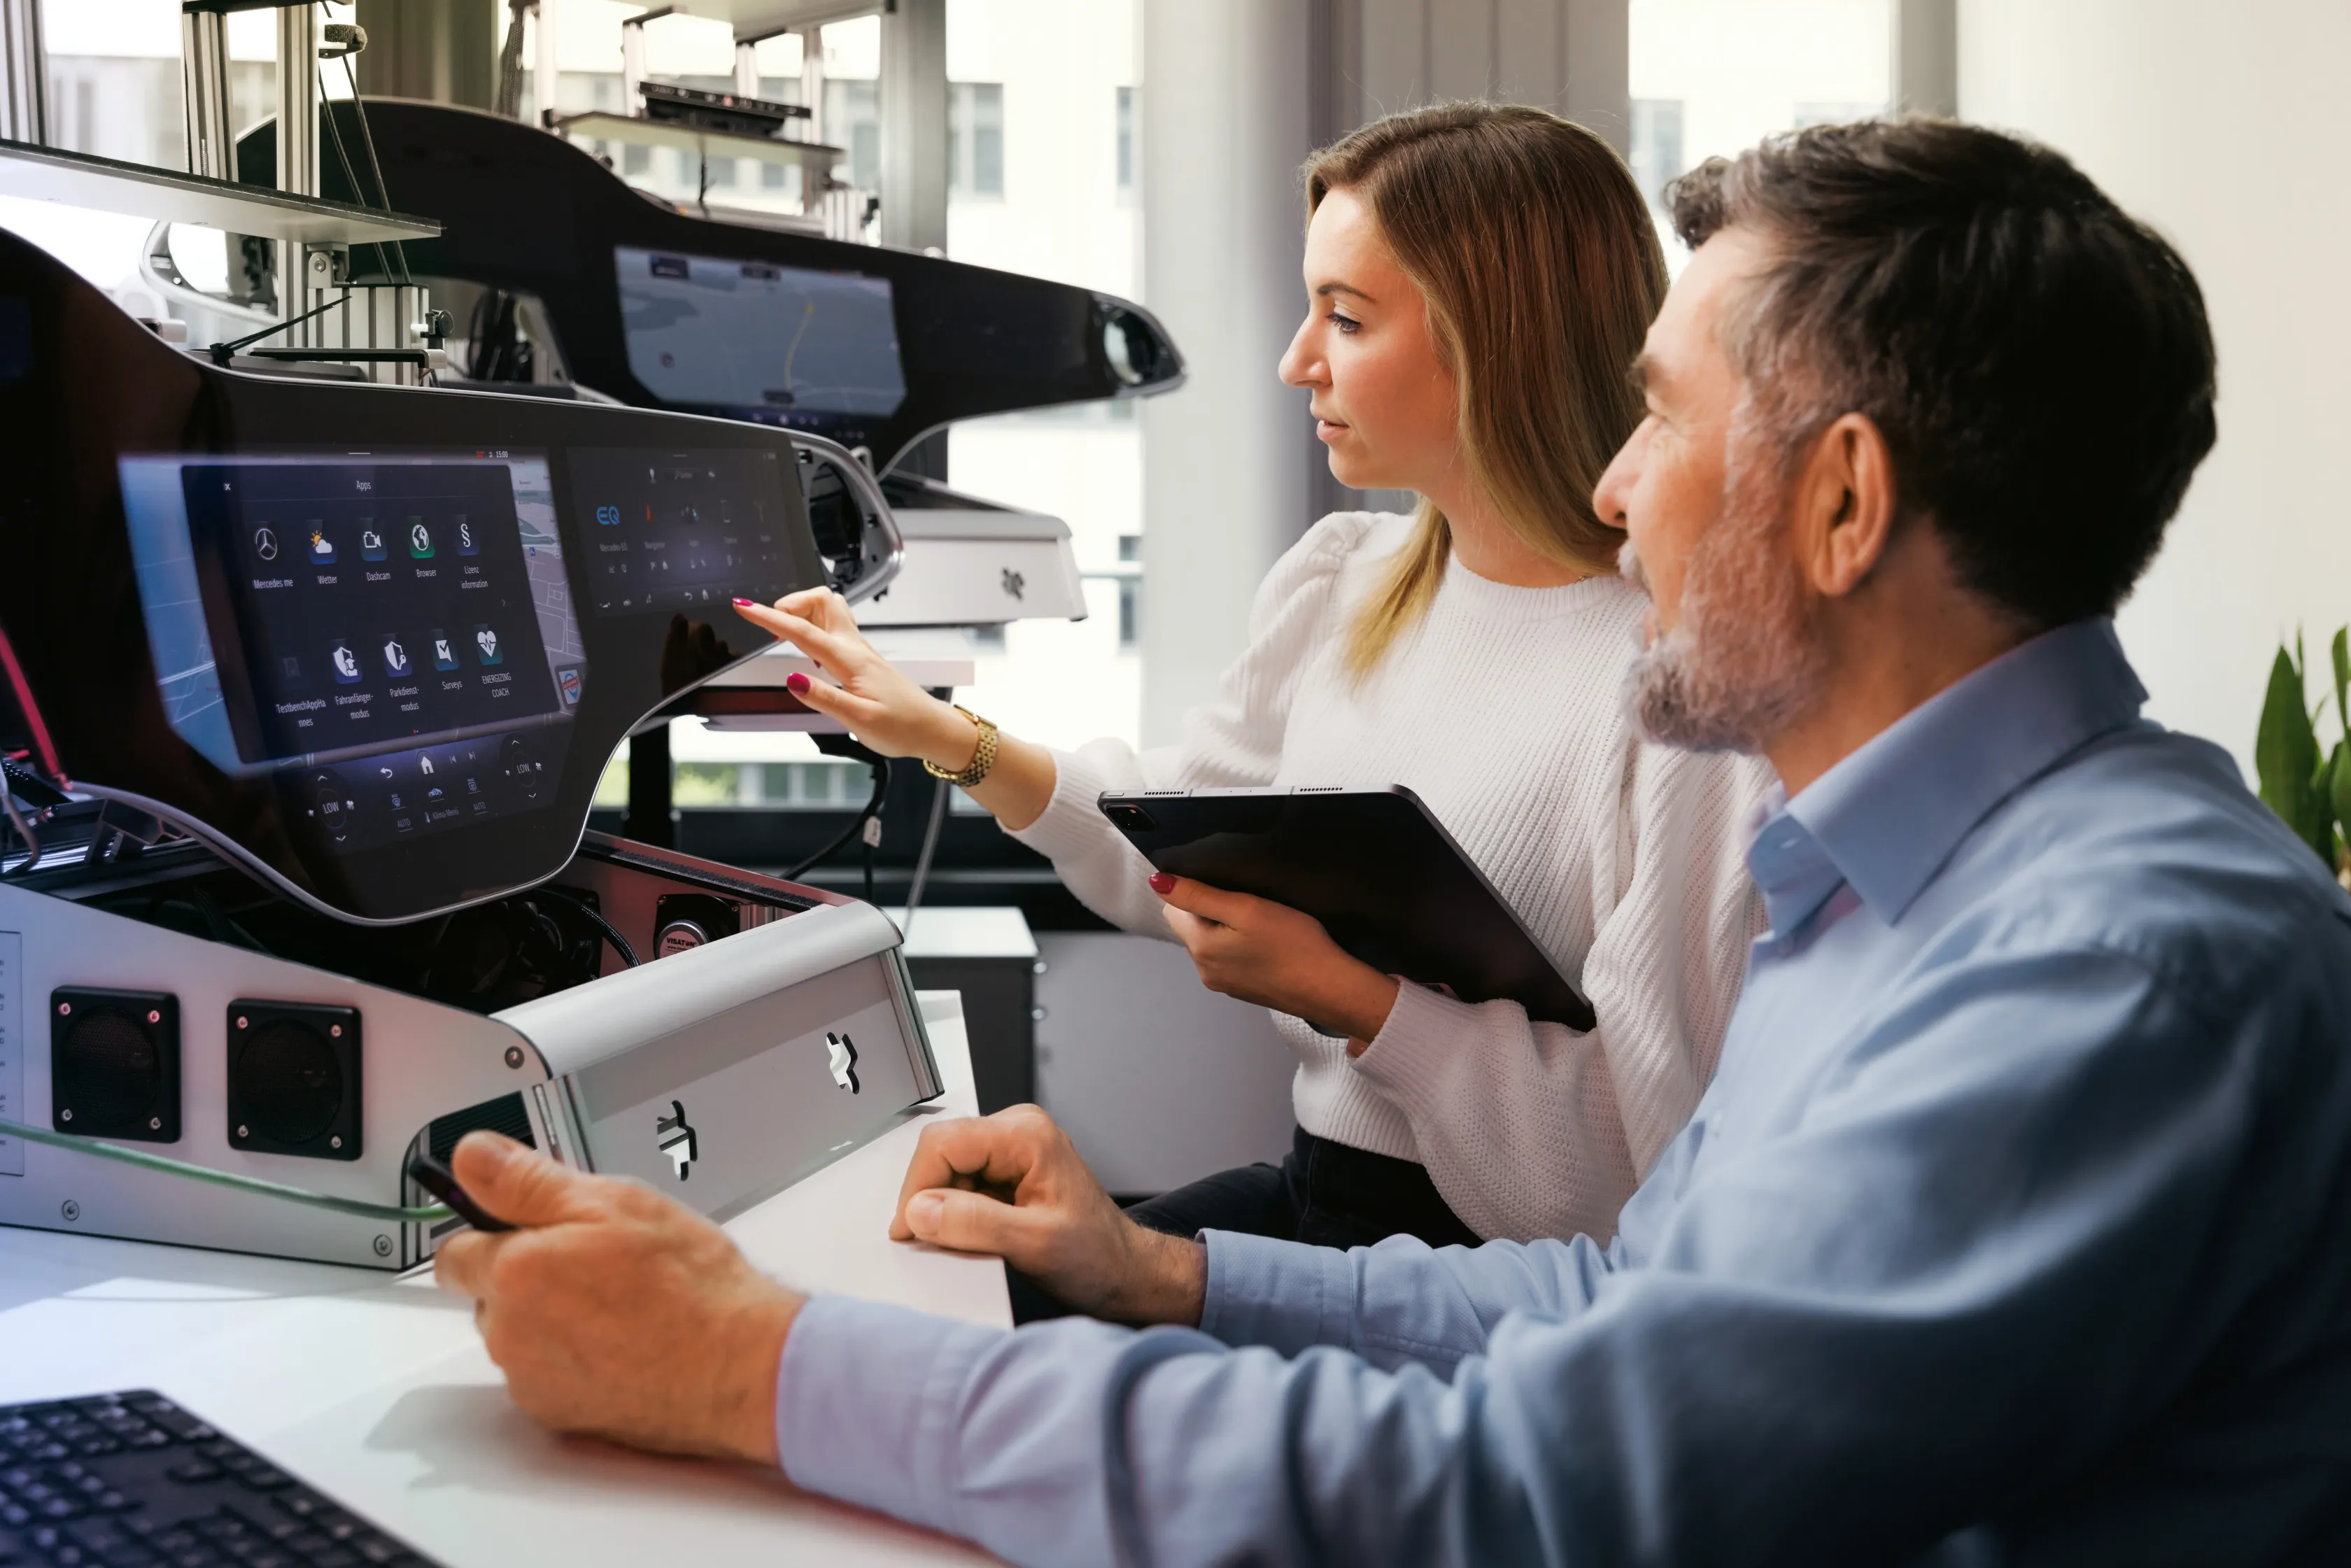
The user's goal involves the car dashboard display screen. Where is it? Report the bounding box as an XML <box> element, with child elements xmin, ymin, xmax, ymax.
<box><xmin>616</xmin><ymin>246</ymin><xmax>908</xmax><ymax>444</ymax></box>
<box><xmin>122</xmin><ymin>450</ymin><xmax>585</xmax><ymax>856</ymax></box>
<box><xmin>567</xmin><ymin>446</ymin><xmax>800</xmax><ymax>616</ymax></box>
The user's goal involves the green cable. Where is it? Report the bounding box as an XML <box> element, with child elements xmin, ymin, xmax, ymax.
<box><xmin>0</xmin><ymin>1117</ymin><xmax>453</xmax><ymax>1226</ymax></box>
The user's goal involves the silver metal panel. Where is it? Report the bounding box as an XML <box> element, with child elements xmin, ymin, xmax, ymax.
<box><xmin>0</xmin><ymin>884</ymin><xmax>544</xmax><ymax>1269</ymax></box>
<box><xmin>858</xmin><ymin>531</ymin><xmax>1088</xmax><ymax>626</ymax></box>
<box><xmin>0</xmin><ymin>931</ymin><xmax>20</xmax><ymax>1177</ymax></box>
<box><xmin>896</xmin><ymin>510</ymin><xmax>1074</xmax><ymax>543</ymax></box>
<box><xmin>569</xmin><ymin>953</ymin><xmax>923</xmax><ymax>1221</ymax></box>
<box><xmin>495</xmin><ymin>900</ymin><xmax>904</xmax><ymax>1079</ymax></box>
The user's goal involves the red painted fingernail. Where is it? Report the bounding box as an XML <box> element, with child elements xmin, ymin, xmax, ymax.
<box><xmin>786</xmin><ymin>672</ymin><xmax>811</xmax><ymax>695</ymax></box>
<box><xmin>732</xmin><ymin>596</ymin><xmax>754</xmax><ymax>606</ymax></box>
<box><xmin>1148</xmin><ymin>873</ymin><xmax>1176</xmax><ymax>894</ymax></box>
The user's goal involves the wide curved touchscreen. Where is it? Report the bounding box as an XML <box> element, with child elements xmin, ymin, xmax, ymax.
<box><xmin>0</xmin><ymin>227</ymin><xmax>836</xmax><ymax>924</ymax></box>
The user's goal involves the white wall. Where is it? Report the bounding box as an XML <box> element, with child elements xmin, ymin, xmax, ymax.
<box><xmin>1961</xmin><ymin>0</ymin><xmax>2351</xmax><ymax>771</ymax></box>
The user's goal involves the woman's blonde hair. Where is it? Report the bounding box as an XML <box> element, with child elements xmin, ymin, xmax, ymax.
<box><xmin>1307</xmin><ymin>103</ymin><xmax>1668</xmax><ymax>677</ymax></box>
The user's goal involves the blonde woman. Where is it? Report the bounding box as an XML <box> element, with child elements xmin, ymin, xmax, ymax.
<box><xmin>735</xmin><ymin>104</ymin><xmax>1769</xmax><ymax>1264</ymax></box>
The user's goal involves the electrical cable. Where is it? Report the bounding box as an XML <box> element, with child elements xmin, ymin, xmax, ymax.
<box><xmin>784</xmin><ymin>756</ymin><xmax>891</xmax><ymax>882</ymax></box>
<box><xmin>0</xmin><ymin>1117</ymin><xmax>451</xmax><ymax>1226</ymax></box>
<box><xmin>316</xmin><ymin>68</ymin><xmax>393</xmax><ymax>287</ymax></box>
<box><xmin>901</xmin><ymin>773</ymin><xmax>949</xmax><ymax>935</ymax></box>
<box><xmin>526</xmin><ymin>886</ymin><xmax>640</xmax><ymax>968</ymax></box>
<box><xmin>337</xmin><ymin>52</ymin><xmax>412</xmax><ymax>285</ymax></box>
<box><xmin>206</xmin><ymin>288</ymin><xmax>354</xmax><ymax>364</ymax></box>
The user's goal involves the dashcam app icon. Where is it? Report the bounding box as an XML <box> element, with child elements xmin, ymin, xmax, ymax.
<box><xmin>359</xmin><ymin>523</ymin><xmax>387</xmax><ymax>562</ymax></box>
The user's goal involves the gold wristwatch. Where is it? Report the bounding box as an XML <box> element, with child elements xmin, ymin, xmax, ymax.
<box><xmin>924</xmin><ymin>705</ymin><xmax>999</xmax><ymax>788</ymax></box>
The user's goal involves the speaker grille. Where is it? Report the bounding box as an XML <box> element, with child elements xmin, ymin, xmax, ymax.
<box><xmin>236</xmin><ymin>1022</ymin><xmax>344</xmax><ymax>1145</ymax></box>
<box><xmin>50</xmin><ymin>989</ymin><xmax>178</xmax><ymax>1143</ymax></box>
<box><xmin>225</xmin><ymin>1000</ymin><xmax>361</xmax><ymax>1160</ymax></box>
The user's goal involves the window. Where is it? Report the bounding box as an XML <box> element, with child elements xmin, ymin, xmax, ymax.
<box><xmin>1117</xmin><ymin>535</ymin><xmax>1141</xmax><ymax>649</ymax></box>
<box><xmin>1115</xmin><ymin>84</ymin><xmax>1134</xmax><ymax>195</ymax></box>
<box><xmin>1630</xmin><ymin>0</ymin><xmax>1892</xmax><ymax>265</ymax></box>
<box><xmin>1628</xmin><ymin>98</ymin><xmax>1685</xmax><ymax>223</ymax></box>
<box><xmin>942</xmin><ymin>0</ymin><xmax>1143</xmax><ymax>751</ymax></box>
<box><xmin>826</xmin><ymin>78</ymin><xmax>882</xmax><ymax>191</ymax></box>
<box><xmin>1793</xmin><ymin>100</ymin><xmax>1883</xmax><ymax>128</ymax></box>
<box><xmin>948</xmin><ymin>81</ymin><xmax>1005</xmax><ymax>199</ymax></box>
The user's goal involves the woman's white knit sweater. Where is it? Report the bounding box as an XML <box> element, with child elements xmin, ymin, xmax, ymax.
<box><xmin>1013</xmin><ymin>511</ymin><xmax>1772</xmax><ymax>1244</ymax></box>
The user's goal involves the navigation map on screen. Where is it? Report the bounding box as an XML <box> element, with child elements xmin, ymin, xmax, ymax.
<box><xmin>616</xmin><ymin>247</ymin><xmax>908</xmax><ymax>434</ymax></box>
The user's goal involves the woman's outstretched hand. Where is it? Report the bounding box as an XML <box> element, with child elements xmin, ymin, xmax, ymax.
<box><xmin>732</xmin><ymin>589</ymin><xmax>981</xmax><ymax>768</ymax></box>
<box><xmin>1150</xmin><ymin>874</ymin><xmax>1401</xmax><ymax>1050</ymax></box>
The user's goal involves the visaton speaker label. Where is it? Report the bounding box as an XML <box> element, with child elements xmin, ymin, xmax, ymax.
<box><xmin>0</xmin><ymin>931</ymin><xmax>20</xmax><ymax>1176</ymax></box>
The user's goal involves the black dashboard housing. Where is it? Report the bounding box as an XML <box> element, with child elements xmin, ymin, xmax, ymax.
<box><xmin>0</xmin><ymin>227</ymin><xmax>831</xmax><ymax>925</ymax></box>
<box><xmin>236</xmin><ymin>99</ymin><xmax>1185</xmax><ymax>470</ymax></box>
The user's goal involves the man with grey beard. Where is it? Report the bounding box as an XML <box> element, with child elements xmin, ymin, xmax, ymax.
<box><xmin>435</xmin><ymin>120</ymin><xmax>2351</xmax><ymax>1565</ymax></box>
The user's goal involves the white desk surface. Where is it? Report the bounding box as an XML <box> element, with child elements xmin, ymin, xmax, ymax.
<box><xmin>0</xmin><ymin>992</ymin><xmax>1008</xmax><ymax>1567</ymax></box>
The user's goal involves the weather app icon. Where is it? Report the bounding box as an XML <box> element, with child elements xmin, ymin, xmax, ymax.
<box><xmin>306</xmin><ymin>527</ymin><xmax>335</xmax><ymax>565</ymax></box>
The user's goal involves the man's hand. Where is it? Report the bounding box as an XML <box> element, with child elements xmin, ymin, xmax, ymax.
<box><xmin>434</xmin><ymin>1132</ymin><xmax>800</xmax><ymax>1464</ymax></box>
<box><xmin>1151</xmin><ymin>874</ymin><xmax>1400</xmax><ymax>1044</ymax></box>
<box><xmin>891</xmin><ymin>1106</ymin><xmax>1207</xmax><ymax>1327</ymax></box>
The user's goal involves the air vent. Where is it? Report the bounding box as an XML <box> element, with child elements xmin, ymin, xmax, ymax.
<box><xmin>50</xmin><ymin>988</ymin><xmax>179</xmax><ymax>1143</ymax></box>
<box><xmin>426</xmin><ymin>1092</ymin><xmax>535</xmax><ymax>1164</ymax></box>
<box><xmin>225</xmin><ymin>1001</ymin><xmax>361</xmax><ymax>1161</ymax></box>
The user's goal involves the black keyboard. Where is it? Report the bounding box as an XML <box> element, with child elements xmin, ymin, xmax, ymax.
<box><xmin>0</xmin><ymin>1391</ymin><xmax>442</xmax><ymax>1568</ymax></box>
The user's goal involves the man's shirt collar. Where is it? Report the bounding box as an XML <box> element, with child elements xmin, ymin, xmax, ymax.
<box><xmin>1748</xmin><ymin>619</ymin><xmax>2149</xmax><ymax>937</ymax></box>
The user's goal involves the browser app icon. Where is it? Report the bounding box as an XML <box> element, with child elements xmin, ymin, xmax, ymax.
<box><xmin>407</xmin><ymin>518</ymin><xmax>434</xmax><ymax>559</ymax></box>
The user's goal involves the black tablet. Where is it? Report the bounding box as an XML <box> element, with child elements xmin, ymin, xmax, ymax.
<box><xmin>1099</xmin><ymin>786</ymin><xmax>1595</xmax><ymax>1032</ymax></box>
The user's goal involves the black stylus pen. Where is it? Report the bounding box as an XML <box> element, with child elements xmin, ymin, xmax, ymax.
<box><xmin>406</xmin><ymin>1150</ymin><xmax>516</xmax><ymax>1233</ymax></box>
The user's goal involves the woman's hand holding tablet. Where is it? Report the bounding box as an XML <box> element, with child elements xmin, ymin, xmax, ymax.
<box><xmin>1147</xmin><ymin>873</ymin><xmax>1404</xmax><ymax>1050</ymax></box>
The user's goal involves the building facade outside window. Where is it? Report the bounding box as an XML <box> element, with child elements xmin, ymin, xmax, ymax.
<box><xmin>941</xmin><ymin>0</ymin><xmax>1143</xmax><ymax>756</ymax></box>
<box><xmin>1630</xmin><ymin>0</ymin><xmax>1891</xmax><ymax>266</ymax></box>
<box><xmin>948</xmin><ymin>81</ymin><xmax>1005</xmax><ymax>199</ymax></box>
<box><xmin>1115</xmin><ymin>84</ymin><xmax>1134</xmax><ymax>197</ymax></box>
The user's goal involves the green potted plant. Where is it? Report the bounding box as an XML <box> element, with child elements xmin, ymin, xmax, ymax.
<box><xmin>2254</xmin><ymin>628</ymin><xmax>2351</xmax><ymax>889</ymax></box>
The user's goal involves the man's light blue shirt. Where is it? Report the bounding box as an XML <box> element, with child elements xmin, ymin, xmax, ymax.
<box><xmin>776</xmin><ymin>620</ymin><xmax>2351</xmax><ymax>1565</ymax></box>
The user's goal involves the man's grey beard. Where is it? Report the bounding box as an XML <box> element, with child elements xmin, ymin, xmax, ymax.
<box><xmin>1619</xmin><ymin>442</ymin><xmax>1830</xmax><ymax>755</ymax></box>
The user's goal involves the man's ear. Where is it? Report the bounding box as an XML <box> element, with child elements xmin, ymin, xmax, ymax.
<box><xmin>1788</xmin><ymin>413</ymin><xmax>1898</xmax><ymax>599</ymax></box>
